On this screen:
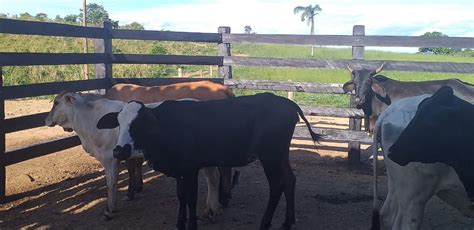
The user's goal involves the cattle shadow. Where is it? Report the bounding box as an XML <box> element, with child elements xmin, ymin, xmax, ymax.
<box><xmin>0</xmin><ymin>163</ymin><xmax>177</xmax><ymax>229</ymax></box>
<box><xmin>1</xmin><ymin>146</ymin><xmax>379</xmax><ymax>229</ymax></box>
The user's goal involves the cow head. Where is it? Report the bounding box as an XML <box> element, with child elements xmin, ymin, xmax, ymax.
<box><xmin>388</xmin><ymin>86</ymin><xmax>463</xmax><ymax>165</ymax></box>
<box><xmin>343</xmin><ymin>63</ymin><xmax>385</xmax><ymax>109</ymax></box>
<box><xmin>97</xmin><ymin>101</ymin><xmax>156</xmax><ymax>161</ymax></box>
<box><xmin>45</xmin><ymin>92</ymin><xmax>78</xmax><ymax>132</ymax></box>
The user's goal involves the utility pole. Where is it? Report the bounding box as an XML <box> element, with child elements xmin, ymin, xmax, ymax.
<box><xmin>82</xmin><ymin>0</ymin><xmax>88</xmax><ymax>79</ymax></box>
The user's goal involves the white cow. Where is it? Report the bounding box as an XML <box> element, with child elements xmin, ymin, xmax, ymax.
<box><xmin>45</xmin><ymin>92</ymin><xmax>221</xmax><ymax>220</ymax></box>
<box><xmin>371</xmin><ymin>95</ymin><xmax>474</xmax><ymax>229</ymax></box>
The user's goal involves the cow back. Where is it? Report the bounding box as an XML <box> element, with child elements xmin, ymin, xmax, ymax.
<box><xmin>104</xmin><ymin>81</ymin><xmax>234</xmax><ymax>103</ymax></box>
<box><xmin>138</xmin><ymin>93</ymin><xmax>300</xmax><ymax>177</ymax></box>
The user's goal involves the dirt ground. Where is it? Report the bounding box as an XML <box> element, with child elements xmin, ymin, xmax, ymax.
<box><xmin>0</xmin><ymin>99</ymin><xmax>472</xmax><ymax>230</ymax></box>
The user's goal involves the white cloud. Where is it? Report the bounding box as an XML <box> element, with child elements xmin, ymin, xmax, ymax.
<box><xmin>111</xmin><ymin>1</ymin><xmax>472</xmax><ymax>37</ymax></box>
<box><xmin>2</xmin><ymin>0</ymin><xmax>472</xmax><ymax>52</ymax></box>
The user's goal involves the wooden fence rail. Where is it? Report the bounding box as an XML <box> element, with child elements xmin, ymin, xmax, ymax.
<box><xmin>225</xmin><ymin>79</ymin><xmax>346</xmax><ymax>94</ymax></box>
<box><xmin>3</xmin><ymin>79</ymin><xmax>109</xmax><ymax>99</ymax></box>
<box><xmin>225</xmin><ymin>57</ymin><xmax>474</xmax><ymax>74</ymax></box>
<box><xmin>0</xmin><ymin>18</ymin><xmax>473</xmax><ymax>199</ymax></box>
<box><xmin>223</xmin><ymin>33</ymin><xmax>474</xmax><ymax>48</ymax></box>
<box><xmin>3</xmin><ymin>136</ymin><xmax>81</xmax><ymax>166</ymax></box>
<box><xmin>0</xmin><ymin>19</ymin><xmax>105</xmax><ymax>38</ymax></box>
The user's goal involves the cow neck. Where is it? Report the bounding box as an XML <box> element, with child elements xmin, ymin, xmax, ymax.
<box><xmin>72</xmin><ymin>99</ymin><xmax>123</xmax><ymax>137</ymax></box>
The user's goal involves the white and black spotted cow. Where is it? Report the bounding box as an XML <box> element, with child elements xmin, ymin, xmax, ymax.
<box><xmin>370</xmin><ymin>89</ymin><xmax>474</xmax><ymax>230</ymax></box>
<box><xmin>97</xmin><ymin>93</ymin><xmax>321</xmax><ymax>230</ymax></box>
<box><xmin>389</xmin><ymin>86</ymin><xmax>474</xmax><ymax>200</ymax></box>
<box><xmin>45</xmin><ymin>92</ymin><xmax>223</xmax><ymax>220</ymax></box>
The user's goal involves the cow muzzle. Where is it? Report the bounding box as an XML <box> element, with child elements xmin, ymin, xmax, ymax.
<box><xmin>113</xmin><ymin>144</ymin><xmax>132</xmax><ymax>160</ymax></box>
<box><xmin>354</xmin><ymin>97</ymin><xmax>364</xmax><ymax>109</ymax></box>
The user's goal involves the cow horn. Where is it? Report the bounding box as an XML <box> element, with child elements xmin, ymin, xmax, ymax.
<box><xmin>375</xmin><ymin>63</ymin><xmax>385</xmax><ymax>74</ymax></box>
<box><xmin>346</xmin><ymin>64</ymin><xmax>354</xmax><ymax>73</ymax></box>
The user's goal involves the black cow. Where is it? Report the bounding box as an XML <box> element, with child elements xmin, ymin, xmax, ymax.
<box><xmin>97</xmin><ymin>93</ymin><xmax>321</xmax><ymax>230</ymax></box>
<box><xmin>343</xmin><ymin>63</ymin><xmax>474</xmax><ymax>132</ymax></box>
<box><xmin>389</xmin><ymin>86</ymin><xmax>474</xmax><ymax>200</ymax></box>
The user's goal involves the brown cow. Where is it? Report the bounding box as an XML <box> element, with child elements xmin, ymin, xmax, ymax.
<box><xmin>104</xmin><ymin>80</ymin><xmax>236</xmax><ymax>217</ymax></box>
<box><xmin>104</xmin><ymin>81</ymin><xmax>234</xmax><ymax>103</ymax></box>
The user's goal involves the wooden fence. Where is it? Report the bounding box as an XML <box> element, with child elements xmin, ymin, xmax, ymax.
<box><xmin>0</xmin><ymin>18</ymin><xmax>473</xmax><ymax>199</ymax></box>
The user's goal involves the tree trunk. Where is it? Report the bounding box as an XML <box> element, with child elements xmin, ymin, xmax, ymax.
<box><xmin>310</xmin><ymin>18</ymin><xmax>315</xmax><ymax>57</ymax></box>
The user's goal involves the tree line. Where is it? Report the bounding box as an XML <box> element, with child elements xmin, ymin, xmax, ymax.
<box><xmin>0</xmin><ymin>3</ymin><xmax>144</xmax><ymax>30</ymax></box>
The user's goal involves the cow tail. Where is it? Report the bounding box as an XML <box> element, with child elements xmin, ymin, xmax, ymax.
<box><xmin>286</xmin><ymin>98</ymin><xmax>323</xmax><ymax>143</ymax></box>
<box><xmin>371</xmin><ymin>125</ymin><xmax>381</xmax><ymax>230</ymax></box>
<box><xmin>224</xmin><ymin>88</ymin><xmax>235</xmax><ymax>98</ymax></box>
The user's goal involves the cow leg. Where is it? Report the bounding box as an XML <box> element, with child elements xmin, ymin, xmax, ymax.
<box><xmin>364</xmin><ymin>115</ymin><xmax>370</xmax><ymax>132</ymax></box>
<box><xmin>125</xmin><ymin>159</ymin><xmax>136</xmax><ymax>201</ymax></box>
<box><xmin>104</xmin><ymin>158</ymin><xmax>119</xmax><ymax>220</ymax></box>
<box><xmin>218</xmin><ymin>167</ymin><xmax>232</xmax><ymax>207</ymax></box>
<box><xmin>185</xmin><ymin>172</ymin><xmax>199</xmax><ymax>230</ymax></box>
<box><xmin>176</xmin><ymin>177</ymin><xmax>187</xmax><ymax>230</ymax></box>
<box><xmin>280</xmin><ymin>159</ymin><xmax>296</xmax><ymax>230</ymax></box>
<box><xmin>259</xmin><ymin>163</ymin><xmax>284</xmax><ymax>230</ymax></box>
<box><xmin>437</xmin><ymin>188</ymin><xmax>474</xmax><ymax>217</ymax></box>
<box><xmin>380</xmin><ymin>181</ymin><xmax>398</xmax><ymax>228</ymax></box>
<box><xmin>135</xmin><ymin>158</ymin><xmax>144</xmax><ymax>193</ymax></box>
<box><xmin>201</xmin><ymin>167</ymin><xmax>220</xmax><ymax>222</ymax></box>
<box><xmin>392</xmin><ymin>184</ymin><xmax>431</xmax><ymax>230</ymax></box>
<box><xmin>369</xmin><ymin>115</ymin><xmax>377</xmax><ymax>133</ymax></box>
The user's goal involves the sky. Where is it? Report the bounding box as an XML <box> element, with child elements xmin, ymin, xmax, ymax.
<box><xmin>1</xmin><ymin>0</ymin><xmax>473</xmax><ymax>52</ymax></box>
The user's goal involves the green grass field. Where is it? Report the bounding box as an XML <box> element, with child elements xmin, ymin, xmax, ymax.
<box><xmin>230</xmin><ymin>44</ymin><xmax>474</xmax><ymax>107</ymax></box>
<box><xmin>1</xmin><ymin>34</ymin><xmax>473</xmax><ymax>106</ymax></box>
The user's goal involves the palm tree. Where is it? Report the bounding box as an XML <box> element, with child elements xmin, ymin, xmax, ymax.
<box><xmin>294</xmin><ymin>4</ymin><xmax>322</xmax><ymax>56</ymax></box>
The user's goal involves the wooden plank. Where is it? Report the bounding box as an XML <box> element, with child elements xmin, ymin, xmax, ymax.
<box><xmin>0</xmin><ymin>53</ymin><xmax>108</xmax><ymax>66</ymax></box>
<box><xmin>113</xmin><ymin>77</ymin><xmax>223</xmax><ymax>86</ymax></box>
<box><xmin>300</xmin><ymin>106</ymin><xmax>364</xmax><ymax>118</ymax></box>
<box><xmin>4</xmin><ymin>112</ymin><xmax>49</xmax><ymax>133</ymax></box>
<box><xmin>224</xmin><ymin>56</ymin><xmax>474</xmax><ymax>74</ymax></box>
<box><xmin>3</xmin><ymin>78</ymin><xmax>109</xmax><ymax>99</ymax></box>
<box><xmin>293</xmin><ymin>126</ymin><xmax>372</xmax><ymax>144</ymax></box>
<box><xmin>3</xmin><ymin>136</ymin><xmax>81</xmax><ymax>166</ymax></box>
<box><xmin>0</xmin><ymin>18</ymin><xmax>105</xmax><ymax>39</ymax></box>
<box><xmin>112</xmin><ymin>29</ymin><xmax>221</xmax><ymax>43</ymax></box>
<box><xmin>94</xmin><ymin>38</ymin><xmax>106</xmax><ymax>89</ymax></box>
<box><xmin>104</xmin><ymin>22</ymin><xmax>113</xmax><ymax>81</ymax></box>
<box><xmin>223</xmin><ymin>33</ymin><xmax>474</xmax><ymax>49</ymax></box>
<box><xmin>0</xmin><ymin>66</ymin><xmax>5</xmax><ymax>198</ymax></box>
<box><xmin>224</xmin><ymin>79</ymin><xmax>347</xmax><ymax>94</ymax></box>
<box><xmin>349</xmin><ymin>25</ymin><xmax>364</xmax><ymax>165</ymax></box>
<box><xmin>218</xmin><ymin>27</ymin><xmax>232</xmax><ymax>79</ymax></box>
<box><xmin>112</xmin><ymin>54</ymin><xmax>222</xmax><ymax>65</ymax></box>
<box><xmin>95</xmin><ymin>22</ymin><xmax>113</xmax><ymax>91</ymax></box>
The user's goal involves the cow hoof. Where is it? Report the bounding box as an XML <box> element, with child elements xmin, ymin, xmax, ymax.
<box><xmin>175</xmin><ymin>223</ymin><xmax>186</xmax><ymax>230</ymax></box>
<box><xmin>123</xmin><ymin>193</ymin><xmax>134</xmax><ymax>201</ymax></box>
<box><xmin>279</xmin><ymin>223</ymin><xmax>293</xmax><ymax>230</ymax></box>
<box><xmin>135</xmin><ymin>185</ymin><xmax>143</xmax><ymax>193</ymax></box>
<box><xmin>103</xmin><ymin>208</ymin><xmax>114</xmax><ymax>221</ymax></box>
<box><xmin>219</xmin><ymin>198</ymin><xmax>230</xmax><ymax>208</ymax></box>
<box><xmin>199</xmin><ymin>208</ymin><xmax>216</xmax><ymax>223</ymax></box>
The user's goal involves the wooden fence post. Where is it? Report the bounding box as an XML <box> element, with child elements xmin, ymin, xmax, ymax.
<box><xmin>287</xmin><ymin>80</ymin><xmax>294</xmax><ymax>100</ymax></box>
<box><xmin>94</xmin><ymin>21</ymin><xmax>113</xmax><ymax>93</ymax></box>
<box><xmin>348</xmin><ymin>25</ymin><xmax>364</xmax><ymax>165</ymax></box>
<box><xmin>218</xmin><ymin>26</ymin><xmax>232</xmax><ymax>79</ymax></box>
<box><xmin>0</xmin><ymin>66</ymin><xmax>5</xmax><ymax>199</ymax></box>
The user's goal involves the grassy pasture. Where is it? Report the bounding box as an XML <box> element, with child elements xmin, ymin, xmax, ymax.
<box><xmin>1</xmin><ymin>34</ymin><xmax>473</xmax><ymax>106</ymax></box>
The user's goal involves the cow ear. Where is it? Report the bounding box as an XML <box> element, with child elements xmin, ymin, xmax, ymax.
<box><xmin>371</xmin><ymin>79</ymin><xmax>386</xmax><ymax>97</ymax></box>
<box><xmin>342</xmin><ymin>81</ymin><xmax>355</xmax><ymax>93</ymax></box>
<box><xmin>64</xmin><ymin>94</ymin><xmax>76</xmax><ymax>104</ymax></box>
<box><xmin>97</xmin><ymin>112</ymin><xmax>119</xmax><ymax>129</ymax></box>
